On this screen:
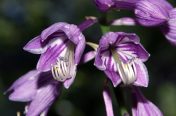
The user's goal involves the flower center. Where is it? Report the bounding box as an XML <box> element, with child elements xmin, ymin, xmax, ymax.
<box><xmin>51</xmin><ymin>42</ymin><xmax>76</xmax><ymax>82</ymax></box>
<box><xmin>111</xmin><ymin>49</ymin><xmax>136</xmax><ymax>85</ymax></box>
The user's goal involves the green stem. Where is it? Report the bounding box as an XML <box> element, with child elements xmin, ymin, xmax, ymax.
<box><xmin>99</xmin><ymin>13</ymin><xmax>110</xmax><ymax>34</ymax></box>
<box><xmin>114</xmin><ymin>87</ymin><xmax>129</xmax><ymax>116</ymax></box>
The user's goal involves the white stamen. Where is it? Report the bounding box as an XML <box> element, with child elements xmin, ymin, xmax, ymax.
<box><xmin>51</xmin><ymin>42</ymin><xmax>76</xmax><ymax>82</ymax></box>
<box><xmin>111</xmin><ymin>49</ymin><xmax>136</xmax><ymax>85</ymax></box>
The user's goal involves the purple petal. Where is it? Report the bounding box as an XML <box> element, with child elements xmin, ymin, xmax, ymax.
<box><xmin>135</xmin><ymin>0</ymin><xmax>169</xmax><ymax>26</ymax></box>
<box><xmin>132</xmin><ymin>87</ymin><xmax>163</xmax><ymax>116</ymax></box>
<box><xmin>9</xmin><ymin>77</ymin><xmax>38</xmax><ymax>102</ymax></box>
<box><xmin>37</xmin><ymin>42</ymin><xmax>67</xmax><ymax>72</ymax></box>
<box><xmin>133</xmin><ymin>60</ymin><xmax>149</xmax><ymax>87</ymax></box>
<box><xmin>26</xmin><ymin>83</ymin><xmax>61</xmax><ymax>116</ymax></box>
<box><xmin>147</xmin><ymin>0</ymin><xmax>173</xmax><ymax>11</ymax></box>
<box><xmin>114</xmin><ymin>0</ymin><xmax>138</xmax><ymax>10</ymax></box>
<box><xmin>74</xmin><ymin>34</ymin><xmax>86</xmax><ymax>64</ymax></box>
<box><xmin>23</xmin><ymin>36</ymin><xmax>45</xmax><ymax>54</ymax></box>
<box><xmin>7</xmin><ymin>70</ymin><xmax>40</xmax><ymax>93</ymax></box>
<box><xmin>41</xmin><ymin>23</ymin><xmax>64</xmax><ymax>42</ymax></box>
<box><xmin>78</xmin><ymin>16</ymin><xmax>98</xmax><ymax>31</ymax></box>
<box><xmin>111</xmin><ymin>17</ymin><xmax>137</xmax><ymax>26</ymax></box>
<box><xmin>63</xmin><ymin>74</ymin><xmax>76</xmax><ymax>89</ymax></box>
<box><xmin>94</xmin><ymin>0</ymin><xmax>114</xmax><ymax>12</ymax></box>
<box><xmin>105</xmin><ymin>70</ymin><xmax>121</xmax><ymax>87</ymax></box>
<box><xmin>39</xmin><ymin>22</ymin><xmax>86</xmax><ymax>65</ymax></box>
<box><xmin>99</xmin><ymin>32</ymin><xmax>140</xmax><ymax>48</ymax></box>
<box><xmin>94</xmin><ymin>49</ymin><xmax>106</xmax><ymax>70</ymax></box>
<box><xmin>103</xmin><ymin>86</ymin><xmax>114</xmax><ymax>116</ymax></box>
<box><xmin>82</xmin><ymin>51</ymin><xmax>96</xmax><ymax>63</ymax></box>
<box><xmin>117</xmin><ymin>42</ymin><xmax>150</xmax><ymax>62</ymax></box>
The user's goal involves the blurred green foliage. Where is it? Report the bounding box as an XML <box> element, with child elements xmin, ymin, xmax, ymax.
<box><xmin>0</xmin><ymin>0</ymin><xmax>176</xmax><ymax>116</ymax></box>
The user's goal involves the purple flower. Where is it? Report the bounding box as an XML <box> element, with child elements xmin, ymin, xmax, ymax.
<box><xmin>135</xmin><ymin>0</ymin><xmax>176</xmax><ymax>45</ymax></box>
<box><xmin>94</xmin><ymin>32</ymin><xmax>150</xmax><ymax>87</ymax></box>
<box><xmin>7</xmin><ymin>70</ymin><xmax>62</xmax><ymax>116</ymax></box>
<box><xmin>23</xmin><ymin>22</ymin><xmax>85</xmax><ymax>88</ymax></box>
<box><xmin>94</xmin><ymin>0</ymin><xmax>138</xmax><ymax>12</ymax></box>
<box><xmin>132</xmin><ymin>87</ymin><xmax>163</xmax><ymax>116</ymax></box>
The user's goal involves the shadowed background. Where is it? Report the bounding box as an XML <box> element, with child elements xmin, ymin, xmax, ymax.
<box><xmin>0</xmin><ymin>0</ymin><xmax>176</xmax><ymax>116</ymax></box>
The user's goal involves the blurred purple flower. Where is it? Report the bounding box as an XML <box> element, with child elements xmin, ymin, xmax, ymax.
<box><xmin>7</xmin><ymin>70</ymin><xmax>62</xmax><ymax>116</ymax></box>
<box><xmin>94</xmin><ymin>0</ymin><xmax>115</xmax><ymax>12</ymax></box>
<box><xmin>94</xmin><ymin>32</ymin><xmax>150</xmax><ymax>87</ymax></box>
<box><xmin>135</xmin><ymin>0</ymin><xmax>176</xmax><ymax>45</ymax></box>
<box><xmin>23</xmin><ymin>22</ymin><xmax>86</xmax><ymax>88</ymax></box>
<box><xmin>94</xmin><ymin>0</ymin><xmax>138</xmax><ymax>12</ymax></box>
<box><xmin>132</xmin><ymin>87</ymin><xmax>163</xmax><ymax>116</ymax></box>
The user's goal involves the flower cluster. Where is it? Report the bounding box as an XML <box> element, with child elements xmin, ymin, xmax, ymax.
<box><xmin>6</xmin><ymin>0</ymin><xmax>175</xmax><ymax>116</ymax></box>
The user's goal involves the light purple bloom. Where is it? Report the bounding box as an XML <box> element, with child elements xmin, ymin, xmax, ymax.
<box><xmin>7</xmin><ymin>70</ymin><xmax>62</xmax><ymax>116</ymax></box>
<box><xmin>132</xmin><ymin>87</ymin><xmax>163</xmax><ymax>116</ymax></box>
<box><xmin>135</xmin><ymin>0</ymin><xmax>176</xmax><ymax>45</ymax></box>
<box><xmin>94</xmin><ymin>32</ymin><xmax>150</xmax><ymax>87</ymax></box>
<box><xmin>24</xmin><ymin>22</ymin><xmax>85</xmax><ymax>88</ymax></box>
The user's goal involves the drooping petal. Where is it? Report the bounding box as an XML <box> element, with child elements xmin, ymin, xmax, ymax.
<box><xmin>105</xmin><ymin>70</ymin><xmax>122</xmax><ymax>87</ymax></box>
<box><xmin>26</xmin><ymin>83</ymin><xmax>61</xmax><ymax>116</ymax></box>
<box><xmin>135</xmin><ymin>0</ymin><xmax>169</xmax><ymax>26</ymax></box>
<box><xmin>133</xmin><ymin>60</ymin><xmax>149</xmax><ymax>87</ymax></box>
<box><xmin>103</xmin><ymin>86</ymin><xmax>114</xmax><ymax>116</ymax></box>
<box><xmin>63</xmin><ymin>73</ymin><xmax>76</xmax><ymax>89</ymax></box>
<box><xmin>9</xmin><ymin>78</ymin><xmax>38</xmax><ymax>102</ymax></box>
<box><xmin>7</xmin><ymin>70</ymin><xmax>40</xmax><ymax>93</ymax></box>
<box><xmin>132</xmin><ymin>87</ymin><xmax>163</xmax><ymax>116</ymax></box>
<box><xmin>37</xmin><ymin>42</ymin><xmax>68</xmax><ymax>72</ymax></box>
<box><xmin>23</xmin><ymin>36</ymin><xmax>45</xmax><ymax>54</ymax></box>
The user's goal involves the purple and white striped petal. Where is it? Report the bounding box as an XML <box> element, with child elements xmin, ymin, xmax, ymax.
<box><xmin>132</xmin><ymin>87</ymin><xmax>163</xmax><ymax>116</ymax></box>
<box><xmin>94</xmin><ymin>32</ymin><xmax>149</xmax><ymax>87</ymax></box>
<box><xmin>26</xmin><ymin>83</ymin><xmax>61</xmax><ymax>116</ymax></box>
<box><xmin>37</xmin><ymin>40</ymin><xmax>68</xmax><ymax>72</ymax></box>
<box><xmin>103</xmin><ymin>86</ymin><xmax>114</xmax><ymax>116</ymax></box>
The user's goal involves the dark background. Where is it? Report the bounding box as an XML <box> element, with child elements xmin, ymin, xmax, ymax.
<box><xmin>0</xmin><ymin>0</ymin><xmax>176</xmax><ymax>116</ymax></box>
